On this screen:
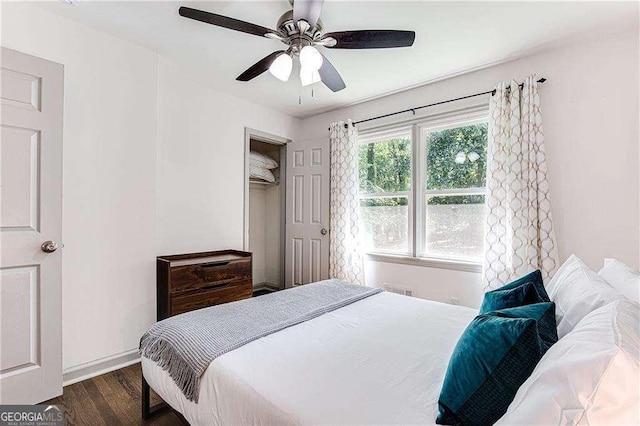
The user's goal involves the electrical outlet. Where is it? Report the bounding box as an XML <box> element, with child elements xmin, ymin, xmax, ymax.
<box><xmin>450</xmin><ymin>297</ymin><xmax>460</xmax><ymax>305</ymax></box>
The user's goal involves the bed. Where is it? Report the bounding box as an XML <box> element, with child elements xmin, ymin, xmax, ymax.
<box><xmin>141</xmin><ymin>257</ymin><xmax>640</xmax><ymax>426</ymax></box>
<box><xmin>142</xmin><ymin>291</ymin><xmax>477</xmax><ymax>425</ymax></box>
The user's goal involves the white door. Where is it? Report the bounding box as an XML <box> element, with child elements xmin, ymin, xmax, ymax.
<box><xmin>0</xmin><ymin>47</ymin><xmax>63</xmax><ymax>404</ymax></box>
<box><xmin>285</xmin><ymin>140</ymin><xmax>330</xmax><ymax>287</ymax></box>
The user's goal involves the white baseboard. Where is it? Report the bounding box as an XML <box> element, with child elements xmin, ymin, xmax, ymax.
<box><xmin>63</xmin><ymin>348</ymin><xmax>140</xmax><ymax>386</ymax></box>
<box><xmin>253</xmin><ymin>282</ymin><xmax>281</xmax><ymax>291</ymax></box>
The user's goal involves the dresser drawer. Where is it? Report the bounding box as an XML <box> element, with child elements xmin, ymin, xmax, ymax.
<box><xmin>169</xmin><ymin>258</ymin><xmax>251</xmax><ymax>294</ymax></box>
<box><xmin>170</xmin><ymin>279</ymin><xmax>252</xmax><ymax>316</ymax></box>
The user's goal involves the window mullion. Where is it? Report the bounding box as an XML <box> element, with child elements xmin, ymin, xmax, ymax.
<box><xmin>359</xmin><ymin>191</ymin><xmax>410</xmax><ymax>199</ymax></box>
<box><xmin>424</xmin><ymin>187</ymin><xmax>486</xmax><ymax>196</ymax></box>
<box><xmin>415</xmin><ymin>126</ymin><xmax>427</xmax><ymax>258</ymax></box>
<box><xmin>411</xmin><ymin>124</ymin><xmax>421</xmax><ymax>258</ymax></box>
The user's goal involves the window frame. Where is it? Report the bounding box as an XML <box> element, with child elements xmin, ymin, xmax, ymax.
<box><xmin>358</xmin><ymin>106</ymin><xmax>489</xmax><ymax>271</ymax></box>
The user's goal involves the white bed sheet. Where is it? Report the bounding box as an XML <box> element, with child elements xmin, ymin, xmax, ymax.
<box><xmin>142</xmin><ymin>291</ymin><xmax>477</xmax><ymax>425</ymax></box>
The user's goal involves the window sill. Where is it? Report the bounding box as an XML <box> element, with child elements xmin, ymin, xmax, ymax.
<box><xmin>365</xmin><ymin>252</ymin><xmax>482</xmax><ymax>273</ymax></box>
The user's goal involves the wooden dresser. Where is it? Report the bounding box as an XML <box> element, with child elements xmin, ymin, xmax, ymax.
<box><xmin>156</xmin><ymin>250</ymin><xmax>252</xmax><ymax>320</ymax></box>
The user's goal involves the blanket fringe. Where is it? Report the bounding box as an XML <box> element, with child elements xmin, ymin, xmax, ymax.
<box><xmin>140</xmin><ymin>333</ymin><xmax>200</xmax><ymax>402</ymax></box>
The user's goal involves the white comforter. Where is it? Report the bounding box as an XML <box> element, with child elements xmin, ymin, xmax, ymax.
<box><xmin>142</xmin><ymin>291</ymin><xmax>477</xmax><ymax>425</ymax></box>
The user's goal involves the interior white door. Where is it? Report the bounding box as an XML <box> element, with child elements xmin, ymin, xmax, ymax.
<box><xmin>0</xmin><ymin>47</ymin><xmax>63</xmax><ymax>404</ymax></box>
<box><xmin>285</xmin><ymin>141</ymin><xmax>330</xmax><ymax>287</ymax></box>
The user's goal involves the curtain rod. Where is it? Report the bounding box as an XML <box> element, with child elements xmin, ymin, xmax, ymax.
<box><xmin>329</xmin><ymin>78</ymin><xmax>546</xmax><ymax>129</ymax></box>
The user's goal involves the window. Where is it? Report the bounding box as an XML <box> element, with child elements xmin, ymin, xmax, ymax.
<box><xmin>358</xmin><ymin>131</ymin><xmax>412</xmax><ymax>254</ymax></box>
<box><xmin>358</xmin><ymin>114</ymin><xmax>488</xmax><ymax>264</ymax></box>
<box><xmin>421</xmin><ymin>121</ymin><xmax>487</xmax><ymax>261</ymax></box>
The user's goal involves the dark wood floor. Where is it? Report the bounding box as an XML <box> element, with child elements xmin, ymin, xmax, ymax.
<box><xmin>44</xmin><ymin>363</ymin><xmax>184</xmax><ymax>425</ymax></box>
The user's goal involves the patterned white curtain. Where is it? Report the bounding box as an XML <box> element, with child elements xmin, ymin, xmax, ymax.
<box><xmin>329</xmin><ymin>120</ymin><xmax>365</xmax><ymax>285</ymax></box>
<box><xmin>483</xmin><ymin>76</ymin><xmax>559</xmax><ymax>290</ymax></box>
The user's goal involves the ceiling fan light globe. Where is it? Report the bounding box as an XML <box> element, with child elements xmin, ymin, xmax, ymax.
<box><xmin>300</xmin><ymin>67</ymin><xmax>321</xmax><ymax>86</ymax></box>
<box><xmin>269</xmin><ymin>53</ymin><xmax>293</xmax><ymax>81</ymax></box>
<box><xmin>299</xmin><ymin>46</ymin><xmax>323</xmax><ymax>71</ymax></box>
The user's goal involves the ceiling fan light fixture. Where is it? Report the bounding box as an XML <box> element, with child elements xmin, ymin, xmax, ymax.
<box><xmin>269</xmin><ymin>53</ymin><xmax>293</xmax><ymax>81</ymax></box>
<box><xmin>300</xmin><ymin>67</ymin><xmax>321</xmax><ymax>86</ymax></box>
<box><xmin>299</xmin><ymin>46</ymin><xmax>323</xmax><ymax>71</ymax></box>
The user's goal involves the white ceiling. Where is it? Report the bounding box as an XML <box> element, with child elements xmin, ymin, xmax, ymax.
<box><xmin>37</xmin><ymin>1</ymin><xmax>637</xmax><ymax>118</ymax></box>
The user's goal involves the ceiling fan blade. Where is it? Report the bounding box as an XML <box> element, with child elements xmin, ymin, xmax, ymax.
<box><xmin>179</xmin><ymin>7</ymin><xmax>277</xmax><ymax>38</ymax></box>
<box><xmin>293</xmin><ymin>0</ymin><xmax>324</xmax><ymax>29</ymax></box>
<box><xmin>318</xmin><ymin>53</ymin><xmax>346</xmax><ymax>92</ymax></box>
<box><xmin>323</xmin><ymin>30</ymin><xmax>416</xmax><ymax>49</ymax></box>
<box><xmin>236</xmin><ymin>51</ymin><xmax>286</xmax><ymax>82</ymax></box>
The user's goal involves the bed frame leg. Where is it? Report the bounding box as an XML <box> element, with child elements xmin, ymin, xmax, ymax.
<box><xmin>142</xmin><ymin>370</ymin><xmax>189</xmax><ymax>424</ymax></box>
<box><xmin>141</xmin><ymin>375</ymin><xmax>152</xmax><ymax>419</ymax></box>
<box><xmin>142</xmin><ymin>374</ymin><xmax>168</xmax><ymax>419</ymax></box>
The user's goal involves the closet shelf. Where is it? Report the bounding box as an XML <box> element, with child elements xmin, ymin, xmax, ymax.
<box><xmin>249</xmin><ymin>178</ymin><xmax>279</xmax><ymax>186</ymax></box>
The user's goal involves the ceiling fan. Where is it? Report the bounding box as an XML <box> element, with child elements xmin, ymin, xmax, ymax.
<box><xmin>178</xmin><ymin>0</ymin><xmax>416</xmax><ymax>92</ymax></box>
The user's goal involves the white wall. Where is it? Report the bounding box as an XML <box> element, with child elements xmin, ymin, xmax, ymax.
<box><xmin>1</xmin><ymin>3</ymin><xmax>158</xmax><ymax>370</ymax></box>
<box><xmin>264</xmin><ymin>185</ymin><xmax>282</xmax><ymax>285</ymax></box>
<box><xmin>248</xmin><ymin>184</ymin><xmax>282</xmax><ymax>287</ymax></box>
<box><xmin>299</xmin><ymin>26</ymin><xmax>640</xmax><ymax>308</ymax></box>
<box><xmin>366</xmin><ymin>262</ymin><xmax>484</xmax><ymax>308</ymax></box>
<box><xmin>249</xmin><ymin>187</ymin><xmax>267</xmax><ymax>284</ymax></box>
<box><xmin>155</xmin><ymin>60</ymin><xmax>298</xmax><ymax>255</ymax></box>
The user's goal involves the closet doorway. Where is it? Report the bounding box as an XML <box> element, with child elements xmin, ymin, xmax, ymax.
<box><xmin>244</xmin><ymin>128</ymin><xmax>289</xmax><ymax>294</ymax></box>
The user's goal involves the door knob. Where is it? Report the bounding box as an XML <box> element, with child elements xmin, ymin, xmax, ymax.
<box><xmin>41</xmin><ymin>241</ymin><xmax>58</xmax><ymax>253</ymax></box>
<box><xmin>320</xmin><ymin>228</ymin><xmax>328</xmax><ymax>236</ymax></box>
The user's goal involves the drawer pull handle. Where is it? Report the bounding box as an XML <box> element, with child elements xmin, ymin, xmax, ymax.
<box><xmin>198</xmin><ymin>261</ymin><xmax>231</xmax><ymax>269</ymax></box>
<box><xmin>195</xmin><ymin>262</ymin><xmax>236</xmax><ymax>280</ymax></box>
<box><xmin>200</xmin><ymin>282</ymin><xmax>232</xmax><ymax>291</ymax></box>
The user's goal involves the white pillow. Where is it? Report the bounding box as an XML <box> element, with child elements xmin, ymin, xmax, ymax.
<box><xmin>249</xmin><ymin>165</ymin><xmax>275</xmax><ymax>183</ymax></box>
<box><xmin>599</xmin><ymin>258</ymin><xmax>640</xmax><ymax>303</ymax></box>
<box><xmin>497</xmin><ymin>299</ymin><xmax>640</xmax><ymax>426</ymax></box>
<box><xmin>250</xmin><ymin>150</ymin><xmax>278</xmax><ymax>169</ymax></box>
<box><xmin>545</xmin><ymin>254</ymin><xmax>622</xmax><ymax>338</ymax></box>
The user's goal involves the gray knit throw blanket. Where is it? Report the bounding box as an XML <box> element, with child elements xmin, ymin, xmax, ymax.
<box><xmin>140</xmin><ymin>279</ymin><xmax>383</xmax><ymax>402</ymax></box>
